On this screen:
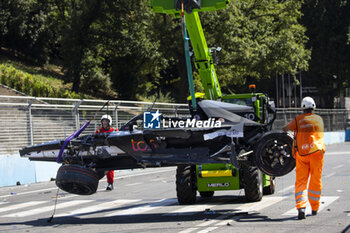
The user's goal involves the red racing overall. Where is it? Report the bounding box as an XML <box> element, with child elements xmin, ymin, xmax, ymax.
<box><xmin>95</xmin><ymin>127</ymin><xmax>118</xmax><ymax>184</ymax></box>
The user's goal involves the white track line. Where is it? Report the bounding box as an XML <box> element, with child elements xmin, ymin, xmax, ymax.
<box><xmin>125</xmin><ymin>183</ymin><xmax>142</xmax><ymax>186</ymax></box>
<box><xmin>105</xmin><ymin>198</ymin><xmax>176</xmax><ymax>217</ymax></box>
<box><xmin>324</xmin><ymin>172</ymin><xmax>336</xmax><ymax>178</ymax></box>
<box><xmin>55</xmin><ymin>199</ymin><xmax>141</xmax><ymax>217</ymax></box>
<box><xmin>164</xmin><ymin>204</ymin><xmax>216</xmax><ymax>216</ymax></box>
<box><xmin>282</xmin><ymin>196</ymin><xmax>339</xmax><ymax>216</ymax></box>
<box><xmin>178</xmin><ymin>228</ymin><xmax>198</xmax><ymax>233</ymax></box>
<box><xmin>3</xmin><ymin>200</ymin><xmax>93</xmax><ymax>217</ymax></box>
<box><xmin>197</xmin><ymin>227</ymin><xmax>218</xmax><ymax>233</ymax></box>
<box><xmin>234</xmin><ymin>196</ymin><xmax>287</xmax><ymax>212</ymax></box>
<box><xmin>0</xmin><ymin>201</ymin><xmax>48</xmax><ymax>214</ymax></box>
<box><xmin>0</xmin><ymin>167</ymin><xmax>175</xmax><ymax>198</ymax></box>
<box><xmin>215</xmin><ymin>196</ymin><xmax>287</xmax><ymax>226</ymax></box>
<box><xmin>197</xmin><ymin>214</ymin><xmax>229</xmax><ymax>227</ymax></box>
<box><xmin>333</xmin><ymin>165</ymin><xmax>344</xmax><ymax>169</ymax></box>
<box><xmin>277</xmin><ymin>185</ymin><xmax>294</xmax><ymax>194</ymax></box>
<box><xmin>149</xmin><ymin>178</ymin><xmax>166</xmax><ymax>182</ymax></box>
<box><xmin>325</xmin><ymin>152</ymin><xmax>350</xmax><ymax>155</ymax></box>
<box><xmin>0</xmin><ymin>187</ymin><xmax>58</xmax><ymax>199</ymax></box>
<box><xmin>112</xmin><ymin>168</ymin><xmax>175</xmax><ymax>181</ymax></box>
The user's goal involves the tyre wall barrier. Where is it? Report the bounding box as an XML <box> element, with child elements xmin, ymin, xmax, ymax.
<box><xmin>0</xmin><ymin>130</ymin><xmax>347</xmax><ymax>188</ymax></box>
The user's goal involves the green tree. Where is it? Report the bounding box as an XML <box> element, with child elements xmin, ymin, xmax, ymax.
<box><xmin>199</xmin><ymin>0</ymin><xmax>310</xmax><ymax>94</ymax></box>
<box><xmin>54</xmin><ymin>0</ymin><xmax>104</xmax><ymax>93</ymax></box>
<box><xmin>0</xmin><ymin>0</ymin><xmax>312</xmax><ymax>103</ymax></box>
<box><xmin>86</xmin><ymin>0</ymin><xmax>168</xmax><ymax>100</ymax></box>
<box><xmin>52</xmin><ymin>0</ymin><xmax>166</xmax><ymax>99</ymax></box>
<box><xmin>0</xmin><ymin>0</ymin><xmax>56</xmax><ymax>64</ymax></box>
<box><xmin>301</xmin><ymin>0</ymin><xmax>350</xmax><ymax>107</ymax></box>
<box><xmin>150</xmin><ymin>14</ymin><xmax>189</xmax><ymax>101</ymax></box>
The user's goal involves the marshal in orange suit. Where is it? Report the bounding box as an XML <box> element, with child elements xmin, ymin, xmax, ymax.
<box><xmin>283</xmin><ymin>96</ymin><xmax>325</xmax><ymax>220</ymax></box>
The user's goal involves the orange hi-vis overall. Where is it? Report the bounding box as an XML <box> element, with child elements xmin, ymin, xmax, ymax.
<box><xmin>287</xmin><ymin>113</ymin><xmax>325</xmax><ymax>211</ymax></box>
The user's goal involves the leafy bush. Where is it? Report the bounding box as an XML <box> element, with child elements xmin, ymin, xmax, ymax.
<box><xmin>0</xmin><ymin>63</ymin><xmax>82</xmax><ymax>98</ymax></box>
<box><xmin>79</xmin><ymin>67</ymin><xmax>117</xmax><ymax>99</ymax></box>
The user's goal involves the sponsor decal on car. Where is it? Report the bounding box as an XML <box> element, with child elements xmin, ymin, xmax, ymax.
<box><xmin>131</xmin><ymin>139</ymin><xmax>158</xmax><ymax>152</ymax></box>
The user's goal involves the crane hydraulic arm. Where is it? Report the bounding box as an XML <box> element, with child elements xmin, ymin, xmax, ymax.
<box><xmin>150</xmin><ymin>0</ymin><xmax>229</xmax><ymax>100</ymax></box>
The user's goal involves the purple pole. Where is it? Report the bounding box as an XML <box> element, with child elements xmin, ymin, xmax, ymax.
<box><xmin>56</xmin><ymin>120</ymin><xmax>91</xmax><ymax>163</ymax></box>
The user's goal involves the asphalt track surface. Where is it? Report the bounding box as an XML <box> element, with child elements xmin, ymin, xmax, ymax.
<box><xmin>0</xmin><ymin>142</ymin><xmax>349</xmax><ymax>233</ymax></box>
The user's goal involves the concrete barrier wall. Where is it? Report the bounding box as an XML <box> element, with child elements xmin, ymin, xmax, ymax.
<box><xmin>0</xmin><ymin>154</ymin><xmax>60</xmax><ymax>187</ymax></box>
<box><xmin>34</xmin><ymin>161</ymin><xmax>61</xmax><ymax>182</ymax></box>
<box><xmin>0</xmin><ymin>154</ymin><xmax>36</xmax><ymax>187</ymax></box>
<box><xmin>0</xmin><ymin>130</ymin><xmax>348</xmax><ymax>187</ymax></box>
<box><xmin>324</xmin><ymin>131</ymin><xmax>346</xmax><ymax>145</ymax></box>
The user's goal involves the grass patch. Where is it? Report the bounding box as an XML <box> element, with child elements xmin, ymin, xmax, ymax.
<box><xmin>0</xmin><ymin>61</ymin><xmax>82</xmax><ymax>99</ymax></box>
<box><xmin>0</xmin><ymin>53</ymin><xmax>92</xmax><ymax>99</ymax></box>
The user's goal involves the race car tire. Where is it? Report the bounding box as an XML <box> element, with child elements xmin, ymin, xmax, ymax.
<box><xmin>97</xmin><ymin>170</ymin><xmax>107</xmax><ymax>180</ymax></box>
<box><xmin>176</xmin><ymin>165</ymin><xmax>197</xmax><ymax>205</ymax></box>
<box><xmin>199</xmin><ymin>191</ymin><xmax>214</xmax><ymax>198</ymax></box>
<box><xmin>243</xmin><ymin>166</ymin><xmax>263</xmax><ymax>202</ymax></box>
<box><xmin>254</xmin><ymin>132</ymin><xmax>295</xmax><ymax>177</ymax></box>
<box><xmin>56</xmin><ymin>164</ymin><xmax>99</xmax><ymax>195</ymax></box>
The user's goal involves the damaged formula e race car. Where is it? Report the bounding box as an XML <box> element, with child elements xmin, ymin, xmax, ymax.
<box><xmin>20</xmin><ymin>100</ymin><xmax>295</xmax><ymax>203</ymax></box>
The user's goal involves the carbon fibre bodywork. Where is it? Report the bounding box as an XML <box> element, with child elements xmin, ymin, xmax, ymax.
<box><xmin>20</xmin><ymin>100</ymin><xmax>295</xmax><ymax>177</ymax></box>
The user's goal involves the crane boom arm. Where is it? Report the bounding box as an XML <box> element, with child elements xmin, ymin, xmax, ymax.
<box><xmin>185</xmin><ymin>12</ymin><xmax>221</xmax><ymax>100</ymax></box>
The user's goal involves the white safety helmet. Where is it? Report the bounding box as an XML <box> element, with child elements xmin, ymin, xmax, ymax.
<box><xmin>101</xmin><ymin>115</ymin><xmax>112</xmax><ymax>125</ymax></box>
<box><xmin>301</xmin><ymin>97</ymin><xmax>316</xmax><ymax>110</ymax></box>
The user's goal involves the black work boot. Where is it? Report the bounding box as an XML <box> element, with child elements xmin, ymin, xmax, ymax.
<box><xmin>298</xmin><ymin>208</ymin><xmax>306</xmax><ymax>220</ymax></box>
<box><xmin>312</xmin><ymin>210</ymin><xmax>318</xmax><ymax>216</ymax></box>
<box><xmin>106</xmin><ymin>183</ymin><xmax>114</xmax><ymax>191</ymax></box>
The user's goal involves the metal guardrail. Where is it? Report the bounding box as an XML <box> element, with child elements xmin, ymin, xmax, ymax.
<box><xmin>0</xmin><ymin>95</ymin><xmax>190</xmax><ymax>154</ymax></box>
<box><xmin>272</xmin><ymin>108</ymin><xmax>349</xmax><ymax>132</ymax></box>
<box><xmin>0</xmin><ymin>95</ymin><xmax>348</xmax><ymax>154</ymax></box>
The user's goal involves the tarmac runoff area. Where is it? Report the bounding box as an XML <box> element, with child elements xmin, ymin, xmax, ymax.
<box><xmin>0</xmin><ymin>142</ymin><xmax>349</xmax><ymax>233</ymax></box>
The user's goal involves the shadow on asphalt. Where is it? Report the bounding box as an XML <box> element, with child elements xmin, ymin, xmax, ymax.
<box><xmin>341</xmin><ymin>225</ymin><xmax>350</xmax><ymax>233</ymax></box>
<box><xmin>0</xmin><ymin>212</ymin><xmax>298</xmax><ymax>227</ymax></box>
<box><xmin>0</xmin><ymin>195</ymin><xmax>298</xmax><ymax>227</ymax></box>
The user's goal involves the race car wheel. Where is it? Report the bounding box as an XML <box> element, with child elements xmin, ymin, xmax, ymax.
<box><xmin>243</xmin><ymin>166</ymin><xmax>263</xmax><ymax>202</ymax></box>
<box><xmin>56</xmin><ymin>164</ymin><xmax>99</xmax><ymax>195</ymax></box>
<box><xmin>199</xmin><ymin>191</ymin><xmax>214</xmax><ymax>198</ymax></box>
<box><xmin>176</xmin><ymin>165</ymin><xmax>197</xmax><ymax>205</ymax></box>
<box><xmin>254</xmin><ymin>132</ymin><xmax>295</xmax><ymax>177</ymax></box>
<box><xmin>97</xmin><ymin>170</ymin><xmax>107</xmax><ymax>180</ymax></box>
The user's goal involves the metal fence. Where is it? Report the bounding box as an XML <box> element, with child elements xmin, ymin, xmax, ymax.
<box><xmin>273</xmin><ymin>108</ymin><xmax>349</xmax><ymax>132</ymax></box>
<box><xmin>0</xmin><ymin>95</ymin><xmax>348</xmax><ymax>155</ymax></box>
<box><xmin>0</xmin><ymin>95</ymin><xmax>189</xmax><ymax>154</ymax></box>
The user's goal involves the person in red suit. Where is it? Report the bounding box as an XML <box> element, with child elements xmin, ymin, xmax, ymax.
<box><xmin>95</xmin><ymin>115</ymin><xmax>117</xmax><ymax>191</ymax></box>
